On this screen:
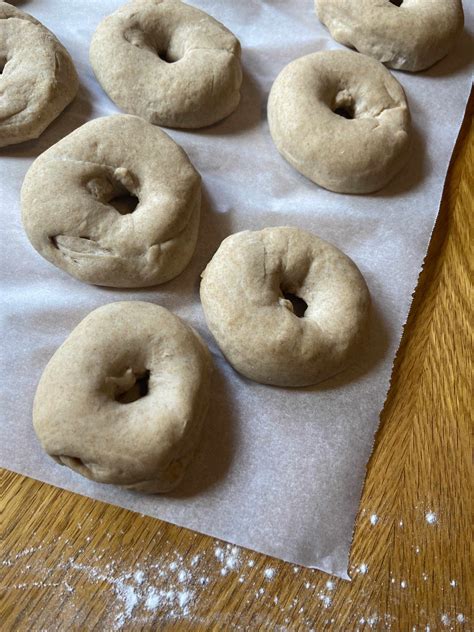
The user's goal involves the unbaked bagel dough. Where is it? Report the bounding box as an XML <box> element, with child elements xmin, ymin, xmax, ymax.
<box><xmin>90</xmin><ymin>0</ymin><xmax>242</xmax><ymax>128</ymax></box>
<box><xmin>0</xmin><ymin>2</ymin><xmax>78</xmax><ymax>148</ymax></box>
<box><xmin>200</xmin><ymin>227</ymin><xmax>370</xmax><ymax>387</ymax></box>
<box><xmin>33</xmin><ymin>301</ymin><xmax>213</xmax><ymax>493</ymax></box>
<box><xmin>21</xmin><ymin>115</ymin><xmax>201</xmax><ymax>288</ymax></box>
<box><xmin>315</xmin><ymin>0</ymin><xmax>464</xmax><ymax>72</ymax></box>
<box><xmin>267</xmin><ymin>50</ymin><xmax>411</xmax><ymax>194</ymax></box>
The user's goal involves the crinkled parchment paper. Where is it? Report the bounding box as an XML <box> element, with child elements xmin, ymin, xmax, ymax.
<box><xmin>1</xmin><ymin>0</ymin><xmax>472</xmax><ymax>579</ymax></box>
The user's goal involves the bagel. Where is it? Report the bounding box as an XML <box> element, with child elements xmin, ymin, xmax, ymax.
<box><xmin>90</xmin><ymin>0</ymin><xmax>242</xmax><ymax>128</ymax></box>
<box><xmin>315</xmin><ymin>0</ymin><xmax>464</xmax><ymax>72</ymax></box>
<box><xmin>0</xmin><ymin>2</ymin><xmax>78</xmax><ymax>148</ymax></box>
<box><xmin>200</xmin><ymin>227</ymin><xmax>370</xmax><ymax>387</ymax></box>
<box><xmin>267</xmin><ymin>50</ymin><xmax>411</xmax><ymax>194</ymax></box>
<box><xmin>33</xmin><ymin>301</ymin><xmax>213</xmax><ymax>493</ymax></box>
<box><xmin>21</xmin><ymin>115</ymin><xmax>201</xmax><ymax>288</ymax></box>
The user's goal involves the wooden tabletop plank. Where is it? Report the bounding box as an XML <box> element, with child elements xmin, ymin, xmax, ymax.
<box><xmin>1</xmin><ymin>96</ymin><xmax>472</xmax><ymax>631</ymax></box>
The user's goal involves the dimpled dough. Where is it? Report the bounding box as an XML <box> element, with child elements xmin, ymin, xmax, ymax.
<box><xmin>33</xmin><ymin>301</ymin><xmax>213</xmax><ymax>493</ymax></box>
<box><xmin>200</xmin><ymin>227</ymin><xmax>370</xmax><ymax>387</ymax></box>
<box><xmin>90</xmin><ymin>0</ymin><xmax>242</xmax><ymax>128</ymax></box>
<box><xmin>21</xmin><ymin>115</ymin><xmax>201</xmax><ymax>288</ymax></box>
<box><xmin>0</xmin><ymin>2</ymin><xmax>78</xmax><ymax>148</ymax></box>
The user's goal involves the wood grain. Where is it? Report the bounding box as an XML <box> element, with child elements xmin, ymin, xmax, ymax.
<box><xmin>1</xmin><ymin>96</ymin><xmax>472</xmax><ymax>632</ymax></box>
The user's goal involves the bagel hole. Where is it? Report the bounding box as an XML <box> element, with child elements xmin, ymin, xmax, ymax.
<box><xmin>282</xmin><ymin>291</ymin><xmax>308</xmax><ymax>318</ymax></box>
<box><xmin>109</xmin><ymin>192</ymin><xmax>139</xmax><ymax>215</ymax></box>
<box><xmin>389</xmin><ymin>0</ymin><xmax>403</xmax><ymax>6</ymax></box>
<box><xmin>334</xmin><ymin>106</ymin><xmax>354</xmax><ymax>120</ymax></box>
<box><xmin>157</xmin><ymin>48</ymin><xmax>179</xmax><ymax>64</ymax></box>
<box><xmin>115</xmin><ymin>369</ymin><xmax>150</xmax><ymax>404</ymax></box>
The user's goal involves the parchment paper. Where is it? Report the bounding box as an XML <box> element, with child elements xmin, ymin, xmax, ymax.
<box><xmin>1</xmin><ymin>0</ymin><xmax>472</xmax><ymax>579</ymax></box>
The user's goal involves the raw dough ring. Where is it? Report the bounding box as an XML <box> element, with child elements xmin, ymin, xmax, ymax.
<box><xmin>0</xmin><ymin>2</ymin><xmax>78</xmax><ymax>148</ymax></box>
<box><xmin>21</xmin><ymin>115</ymin><xmax>201</xmax><ymax>288</ymax></box>
<box><xmin>33</xmin><ymin>301</ymin><xmax>213</xmax><ymax>493</ymax></box>
<box><xmin>200</xmin><ymin>226</ymin><xmax>370</xmax><ymax>387</ymax></box>
<box><xmin>268</xmin><ymin>50</ymin><xmax>411</xmax><ymax>194</ymax></box>
<box><xmin>90</xmin><ymin>0</ymin><xmax>242</xmax><ymax>128</ymax></box>
<box><xmin>315</xmin><ymin>0</ymin><xmax>464</xmax><ymax>72</ymax></box>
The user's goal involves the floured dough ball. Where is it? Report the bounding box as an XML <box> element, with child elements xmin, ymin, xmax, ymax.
<box><xmin>90</xmin><ymin>0</ymin><xmax>242</xmax><ymax>128</ymax></box>
<box><xmin>200</xmin><ymin>226</ymin><xmax>370</xmax><ymax>387</ymax></box>
<box><xmin>33</xmin><ymin>301</ymin><xmax>213</xmax><ymax>493</ymax></box>
<box><xmin>21</xmin><ymin>115</ymin><xmax>201</xmax><ymax>287</ymax></box>
<box><xmin>0</xmin><ymin>2</ymin><xmax>78</xmax><ymax>147</ymax></box>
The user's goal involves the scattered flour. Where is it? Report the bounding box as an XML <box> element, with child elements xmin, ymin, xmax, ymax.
<box><xmin>190</xmin><ymin>555</ymin><xmax>200</xmax><ymax>567</ymax></box>
<box><xmin>114</xmin><ymin>581</ymin><xmax>139</xmax><ymax>628</ymax></box>
<box><xmin>177</xmin><ymin>590</ymin><xmax>193</xmax><ymax>610</ymax></box>
<box><xmin>178</xmin><ymin>570</ymin><xmax>188</xmax><ymax>583</ymax></box>
<box><xmin>425</xmin><ymin>511</ymin><xmax>438</xmax><ymax>525</ymax></box>
<box><xmin>264</xmin><ymin>567</ymin><xmax>276</xmax><ymax>580</ymax></box>
<box><xmin>214</xmin><ymin>545</ymin><xmax>241</xmax><ymax>575</ymax></box>
<box><xmin>214</xmin><ymin>547</ymin><xmax>224</xmax><ymax>563</ymax></box>
<box><xmin>2</xmin><ymin>541</ymin><xmax>249</xmax><ymax>628</ymax></box>
<box><xmin>145</xmin><ymin>589</ymin><xmax>161</xmax><ymax>611</ymax></box>
<box><xmin>370</xmin><ymin>514</ymin><xmax>379</xmax><ymax>526</ymax></box>
<box><xmin>6</xmin><ymin>534</ymin><xmax>462</xmax><ymax>631</ymax></box>
<box><xmin>318</xmin><ymin>594</ymin><xmax>332</xmax><ymax>609</ymax></box>
<box><xmin>367</xmin><ymin>613</ymin><xmax>379</xmax><ymax>628</ymax></box>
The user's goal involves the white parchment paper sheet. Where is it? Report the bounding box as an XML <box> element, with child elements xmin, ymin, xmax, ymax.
<box><xmin>1</xmin><ymin>0</ymin><xmax>472</xmax><ymax>579</ymax></box>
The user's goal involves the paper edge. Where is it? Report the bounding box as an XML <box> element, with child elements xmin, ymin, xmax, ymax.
<box><xmin>341</xmin><ymin>83</ymin><xmax>473</xmax><ymax>582</ymax></box>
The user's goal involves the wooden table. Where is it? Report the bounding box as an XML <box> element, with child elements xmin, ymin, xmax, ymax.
<box><xmin>1</xmin><ymin>96</ymin><xmax>472</xmax><ymax>631</ymax></box>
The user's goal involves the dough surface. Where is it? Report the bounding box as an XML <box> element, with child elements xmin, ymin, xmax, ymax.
<box><xmin>0</xmin><ymin>2</ymin><xmax>78</xmax><ymax>147</ymax></box>
<box><xmin>33</xmin><ymin>301</ymin><xmax>213</xmax><ymax>493</ymax></box>
<box><xmin>315</xmin><ymin>0</ymin><xmax>464</xmax><ymax>72</ymax></box>
<box><xmin>90</xmin><ymin>0</ymin><xmax>242</xmax><ymax>128</ymax></box>
<box><xmin>267</xmin><ymin>50</ymin><xmax>411</xmax><ymax>194</ymax></box>
<box><xmin>21</xmin><ymin>114</ymin><xmax>201</xmax><ymax>288</ymax></box>
<box><xmin>200</xmin><ymin>227</ymin><xmax>370</xmax><ymax>387</ymax></box>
